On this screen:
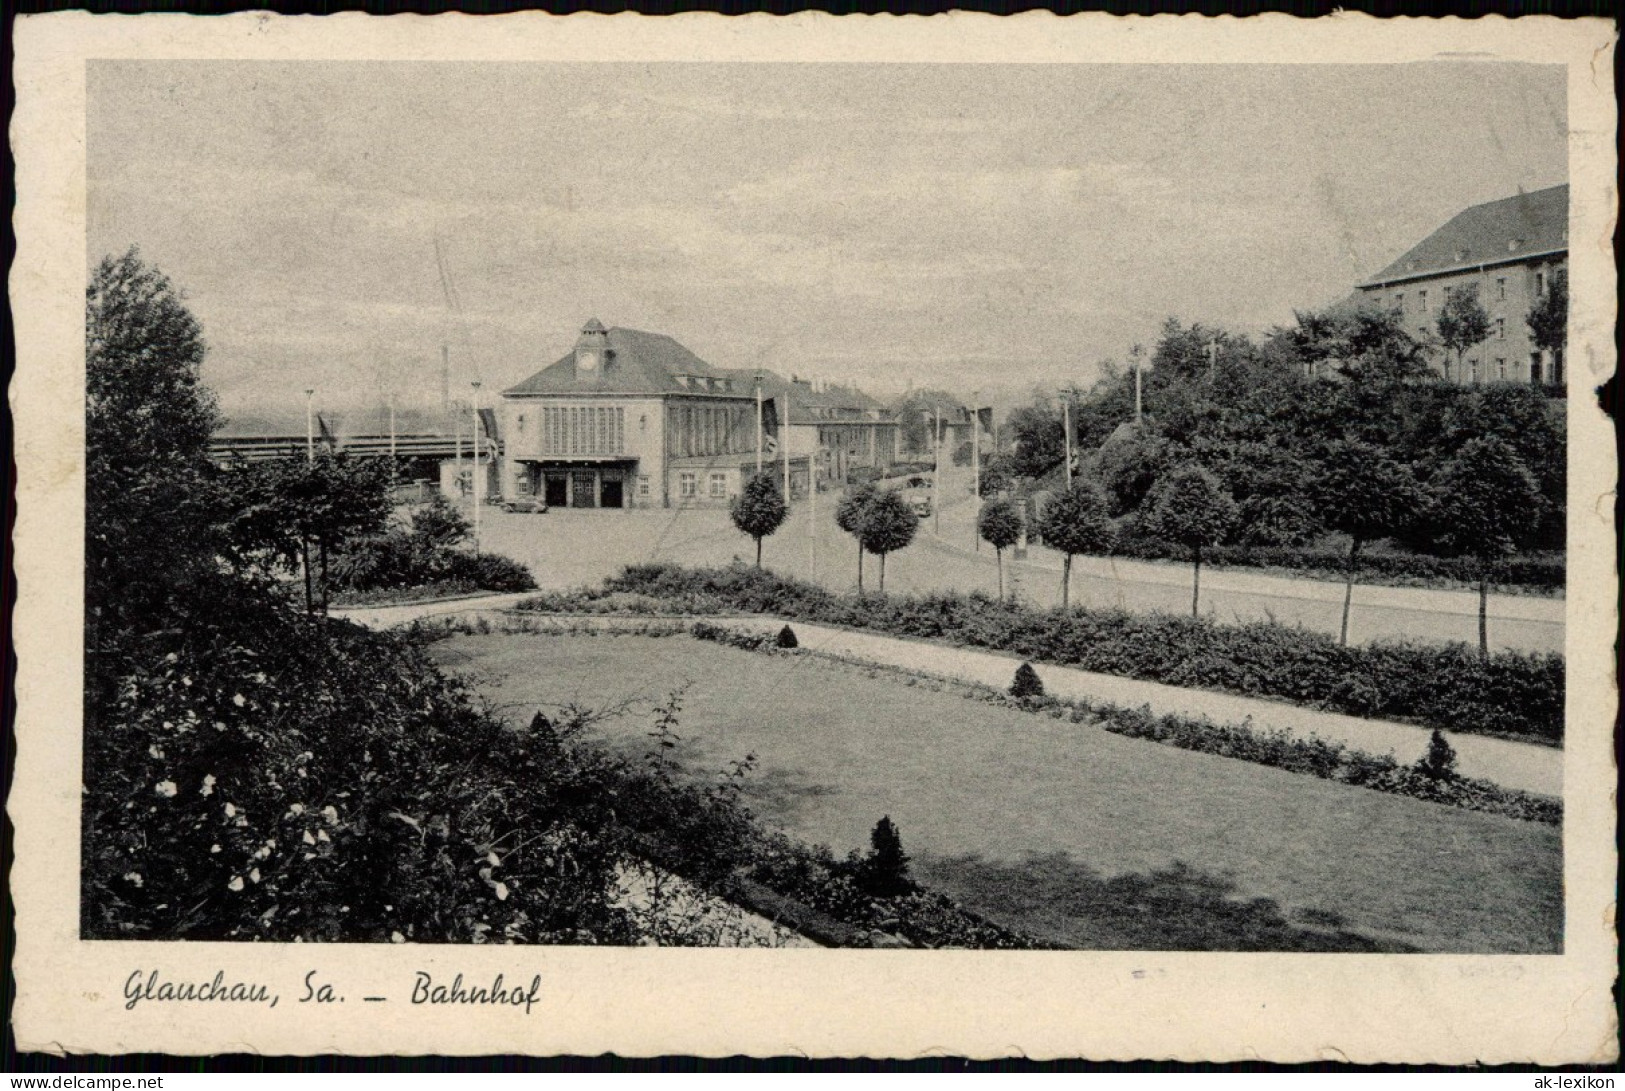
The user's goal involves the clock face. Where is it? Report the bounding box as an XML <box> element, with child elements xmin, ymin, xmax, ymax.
<box><xmin>578</xmin><ymin>351</ymin><xmax>599</xmax><ymax>371</ymax></box>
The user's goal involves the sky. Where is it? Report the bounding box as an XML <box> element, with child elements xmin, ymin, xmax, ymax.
<box><xmin>87</xmin><ymin>60</ymin><xmax>1567</xmax><ymax>421</ymax></box>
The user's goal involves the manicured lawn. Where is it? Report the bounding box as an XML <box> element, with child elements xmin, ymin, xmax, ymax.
<box><xmin>430</xmin><ymin>632</ymin><xmax>1561</xmax><ymax>953</ymax></box>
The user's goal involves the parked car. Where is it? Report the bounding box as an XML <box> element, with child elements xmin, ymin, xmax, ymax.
<box><xmin>501</xmin><ymin>496</ymin><xmax>549</xmax><ymax>514</ymax></box>
<box><xmin>898</xmin><ymin>476</ymin><xmax>933</xmax><ymax>517</ymax></box>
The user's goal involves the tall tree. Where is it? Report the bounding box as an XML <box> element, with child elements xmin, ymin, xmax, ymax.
<box><xmin>85</xmin><ymin>248</ymin><xmax>223</xmax><ymax>643</ymax></box>
<box><xmin>1419</xmin><ymin>436</ymin><xmax>1544</xmax><ymax>658</ymax></box>
<box><xmin>729</xmin><ymin>472</ymin><xmax>788</xmax><ymax>568</ymax></box>
<box><xmin>857</xmin><ymin>491</ymin><xmax>919</xmax><ymax>594</ymax></box>
<box><xmin>220</xmin><ymin>455</ymin><xmax>394</xmax><ymax>612</ymax></box>
<box><xmin>1309</xmin><ymin>440</ymin><xmax>1420</xmax><ymax>645</ymax></box>
<box><xmin>1525</xmin><ymin>266</ymin><xmax>1567</xmax><ymax>384</ymax></box>
<box><xmin>1036</xmin><ymin>479</ymin><xmax>1116</xmax><ymax>609</ymax></box>
<box><xmin>1435</xmin><ymin>283</ymin><xmax>1492</xmax><ymax>383</ymax></box>
<box><xmin>836</xmin><ymin>482</ymin><xmax>878</xmax><ymax>593</ymax></box>
<box><xmin>977</xmin><ymin>498</ymin><xmax>1024</xmax><ymax>602</ymax></box>
<box><xmin>1138</xmin><ymin>464</ymin><xmax>1238</xmax><ymax>617</ymax></box>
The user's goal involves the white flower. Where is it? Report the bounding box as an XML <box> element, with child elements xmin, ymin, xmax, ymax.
<box><xmin>287</xmin><ymin>803</ymin><xmax>304</xmax><ymax>816</ymax></box>
<box><xmin>253</xmin><ymin>672</ymin><xmax>267</xmax><ymax>684</ymax></box>
<box><xmin>321</xmin><ymin>805</ymin><xmax>339</xmax><ymax>825</ymax></box>
<box><xmin>249</xmin><ymin>868</ymin><xmax>261</xmax><ymax>883</ymax></box>
<box><xmin>200</xmin><ymin>774</ymin><xmax>216</xmax><ymax>798</ymax></box>
<box><xmin>302</xmin><ymin>830</ymin><xmax>316</xmax><ymax>846</ymax></box>
<box><xmin>155</xmin><ymin>780</ymin><xmax>178</xmax><ymax>798</ymax></box>
<box><xmin>164</xmin><ymin>652</ymin><xmax>178</xmax><ymax>663</ymax></box>
<box><xmin>224</xmin><ymin>802</ymin><xmax>237</xmax><ymax>817</ymax></box>
<box><xmin>123</xmin><ymin>872</ymin><xmax>143</xmax><ymax>888</ymax></box>
<box><xmin>214</xmin><ymin>721</ymin><xmax>227</xmax><ymax>732</ymax></box>
<box><xmin>492</xmin><ymin>881</ymin><xmax>510</xmax><ymax>901</ymax></box>
<box><xmin>316</xmin><ymin>829</ymin><xmax>330</xmax><ymax>843</ymax></box>
<box><xmin>232</xmin><ymin>693</ymin><xmax>246</xmax><ymax>708</ymax></box>
<box><xmin>147</xmin><ymin>745</ymin><xmax>165</xmax><ymax>760</ymax></box>
<box><xmin>210</xmin><ymin>844</ymin><xmax>221</xmax><ymax>854</ymax></box>
<box><xmin>181</xmin><ymin>676</ymin><xmax>192</xmax><ymax>688</ymax></box>
<box><xmin>486</xmin><ymin>852</ymin><xmax>500</xmax><ymax>867</ymax></box>
<box><xmin>390</xmin><ymin>931</ymin><xmax>406</xmax><ymax>944</ymax></box>
<box><xmin>227</xmin><ymin>876</ymin><xmax>244</xmax><ymax>892</ymax></box>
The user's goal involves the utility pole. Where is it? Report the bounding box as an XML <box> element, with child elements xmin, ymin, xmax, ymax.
<box><xmin>304</xmin><ymin>388</ymin><xmax>315</xmax><ymax>464</ymax></box>
<box><xmin>932</xmin><ymin>406</ymin><xmax>941</xmax><ymax>537</ymax></box>
<box><xmin>755</xmin><ymin>374</ymin><xmax>764</xmax><ymax>475</ymax></box>
<box><xmin>470</xmin><ymin>381</ymin><xmax>482</xmax><ymax>554</ymax></box>
<box><xmin>972</xmin><ymin>394</ymin><xmax>982</xmax><ymax>551</ymax></box>
<box><xmin>1062</xmin><ymin>390</ymin><xmax>1073</xmax><ymax>487</ymax></box>
<box><xmin>808</xmin><ymin>447</ymin><xmax>817</xmax><ymax>579</ymax></box>
<box><xmin>388</xmin><ymin>392</ymin><xmax>397</xmax><ymax>485</ymax></box>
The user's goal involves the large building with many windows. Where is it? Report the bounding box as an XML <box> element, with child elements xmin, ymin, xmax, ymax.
<box><xmin>1355</xmin><ymin>184</ymin><xmax>1567</xmax><ymax>387</ymax></box>
<box><xmin>500</xmin><ymin>320</ymin><xmax>768</xmax><ymax>509</ymax></box>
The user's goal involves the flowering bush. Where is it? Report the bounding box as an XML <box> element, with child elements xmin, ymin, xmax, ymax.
<box><xmin>83</xmin><ymin>581</ymin><xmax>631</xmax><ymax>943</ymax></box>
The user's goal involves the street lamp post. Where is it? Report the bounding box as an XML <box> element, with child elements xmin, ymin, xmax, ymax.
<box><xmin>304</xmin><ymin>388</ymin><xmax>315</xmax><ymax>464</ymax></box>
<box><xmin>1131</xmin><ymin>343</ymin><xmax>1144</xmax><ymax>426</ymax></box>
<box><xmin>470</xmin><ymin>380</ymin><xmax>482</xmax><ymax>554</ymax></box>
<box><xmin>755</xmin><ymin>373</ymin><xmax>764</xmax><ymax>475</ymax></box>
<box><xmin>1062</xmin><ymin>388</ymin><xmax>1072</xmax><ymax>487</ymax></box>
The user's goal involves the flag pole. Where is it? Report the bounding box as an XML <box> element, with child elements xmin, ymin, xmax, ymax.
<box><xmin>304</xmin><ymin>388</ymin><xmax>315</xmax><ymax>464</ymax></box>
<box><xmin>388</xmin><ymin>392</ymin><xmax>397</xmax><ymax>486</ymax></box>
<box><xmin>470</xmin><ymin>380</ymin><xmax>482</xmax><ymax>554</ymax></box>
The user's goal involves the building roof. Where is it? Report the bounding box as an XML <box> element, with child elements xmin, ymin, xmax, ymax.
<box><xmin>1358</xmin><ymin>184</ymin><xmax>1568</xmax><ymax>288</ymax></box>
<box><xmin>892</xmin><ymin>388</ymin><xmax>971</xmax><ymax>421</ymax></box>
<box><xmin>504</xmin><ymin>326</ymin><xmax>746</xmax><ymax>397</ymax></box>
<box><xmin>738</xmin><ymin>372</ymin><xmax>892</xmax><ymax>423</ymax></box>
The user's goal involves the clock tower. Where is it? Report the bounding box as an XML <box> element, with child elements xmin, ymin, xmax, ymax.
<box><xmin>574</xmin><ymin>318</ymin><xmax>609</xmax><ymax>376</ymax></box>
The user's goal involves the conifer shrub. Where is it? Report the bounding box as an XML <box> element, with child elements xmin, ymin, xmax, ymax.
<box><xmin>1011</xmin><ymin>662</ymin><xmax>1045</xmax><ymax>699</ymax></box>
<box><xmin>776</xmin><ymin>625</ymin><xmax>799</xmax><ymax>649</ymax></box>
<box><xmin>1415</xmin><ymin>729</ymin><xmax>1460</xmax><ymax>781</ymax></box>
<box><xmin>855</xmin><ymin>816</ymin><xmax>916</xmax><ymax>898</ymax></box>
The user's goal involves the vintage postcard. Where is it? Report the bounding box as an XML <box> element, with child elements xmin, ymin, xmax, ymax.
<box><xmin>10</xmin><ymin>11</ymin><xmax>1618</xmax><ymax>1062</ymax></box>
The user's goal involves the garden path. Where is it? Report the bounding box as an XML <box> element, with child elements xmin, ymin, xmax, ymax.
<box><xmin>336</xmin><ymin>595</ymin><xmax>1563</xmax><ymax>796</ymax></box>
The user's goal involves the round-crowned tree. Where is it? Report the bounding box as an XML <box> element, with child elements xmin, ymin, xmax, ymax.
<box><xmin>1138</xmin><ymin>463</ymin><xmax>1238</xmax><ymax>617</ymax></box>
<box><xmin>836</xmin><ymin>482</ymin><xmax>879</xmax><ymax>593</ymax></box>
<box><xmin>1310</xmin><ymin>439</ymin><xmax>1420</xmax><ymax>646</ymax></box>
<box><xmin>977</xmin><ymin>498</ymin><xmax>1024</xmax><ymax>602</ymax></box>
<box><xmin>1418</xmin><ymin>435</ymin><xmax>1544</xmax><ymax>658</ymax></box>
<box><xmin>1037</xmin><ymin>479</ymin><xmax>1116</xmax><ymax>609</ymax></box>
<box><xmin>857</xmin><ymin>490</ymin><xmax>919</xmax><ymax>595</ymax></box>
<box><xmin>1435</xmin><ymin>282</ymin><xmax>1492</xmax><ymax>383</ymax></box>
<box><xmin>730</xmin><ymin>472</ymin><xmax>789</xmax><ymax>568</ymax></box>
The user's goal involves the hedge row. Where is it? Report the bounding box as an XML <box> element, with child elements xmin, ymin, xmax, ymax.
<box><xmin>558</xmin><ymin>563</ymin><xmax>1564</xmax><ymax>746</ymax></box>
<box><xmin>1108</xmin><ymin>537</ymin><xmax>1566</xmax><ymax>593</ymax></box>
<box><xmin>690</xmin><ymin>624</ymin><xmax>1561</xmax><ymax>826</ymax></box>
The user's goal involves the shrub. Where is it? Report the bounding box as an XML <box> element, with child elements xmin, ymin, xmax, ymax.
<box><xmin>855</xmin><ymin>816</ymin><xmax>915</xmax><ymax>898</ymax></box>
<box><xmin>440</xmin><ymin>551</ymin><xmax>537</xmax><ymax>593</ymax></box>
<box><xmin>775</xmin><ymin>625</ymin><xmax>799</xmax><ymax>649</ymax></box>
<box><xmin>1011</xmin><ymin>662</ymin><xmax>1045</xmax><ymax>699</ymax></box>
<box><xmin>1110</xmin><ymin>534</ymin><xmax>1564</xmax><ymax>594</ymax></box>
<box><xmin>329</xmin><ymin>498</ymin><xmax>536</xmax><ymax>599</ymax></box>
<box><xmin>1415</xmin><ymin>729</ymin><xmax>1460</xmax><ymax>782</ymax></box>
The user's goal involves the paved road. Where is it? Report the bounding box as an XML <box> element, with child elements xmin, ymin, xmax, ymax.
<box><xmin>458</xmin><ymin>470</ymin><xmax>1564</xmax><ymax>654</ymax></box>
